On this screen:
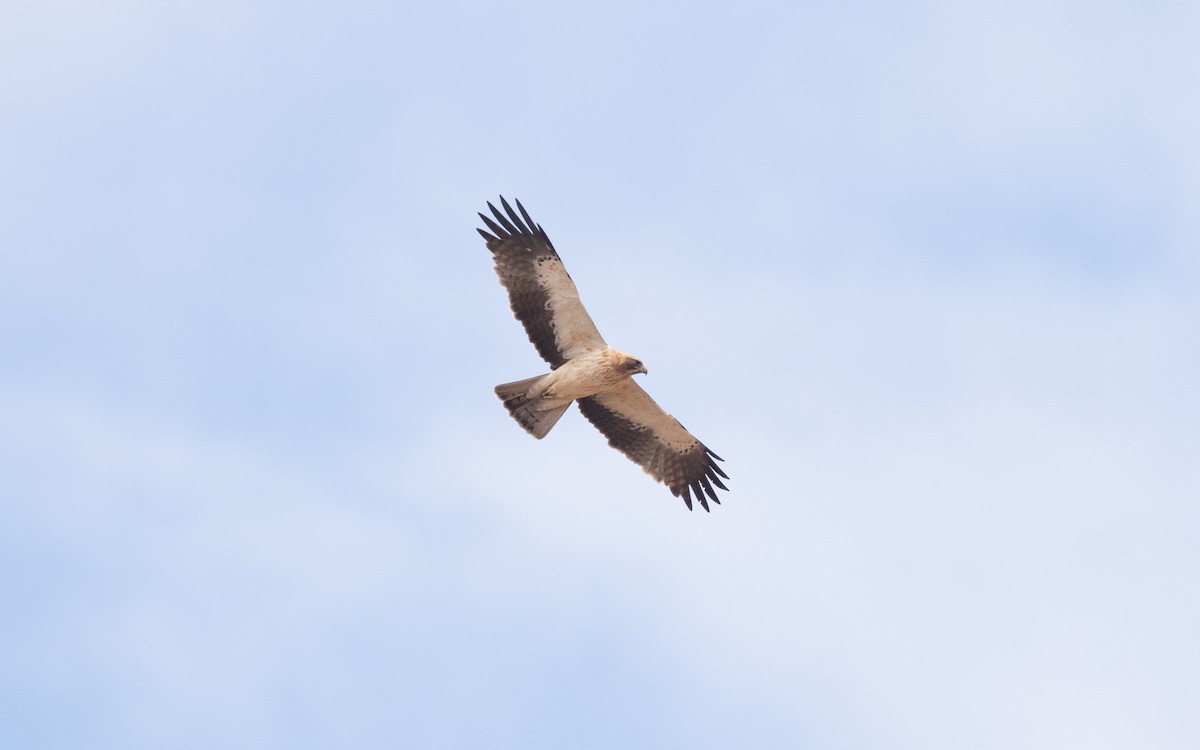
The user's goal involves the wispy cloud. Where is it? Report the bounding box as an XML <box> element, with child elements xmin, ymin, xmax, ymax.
<box><xmin>2</xmin><ymin>1</ymin><xmax>1198</xmax><ymax>748</ymax></box>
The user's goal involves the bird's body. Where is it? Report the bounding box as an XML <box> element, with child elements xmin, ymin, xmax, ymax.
<box><xmin>525</xmin><ymin>347</ymin><xmax>646</xmax><ymax>406</ymax></box>
<box><xmin>493</xmin><ymin>347</ymin><xmax>645</xmax><ymax>439</ymax></box>
<box><xmin>477</xmin><ymin>197</ymin><xmax>728</xmax><ymax>510</ymax></box>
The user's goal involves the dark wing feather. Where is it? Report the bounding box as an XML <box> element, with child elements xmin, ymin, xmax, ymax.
<box><xmin>578</xmin><ymin>380</ymin><xmax>728</xmax><ymax>511</ymax></box>
<box><xmin>477</xmin><ymin>197</ymin><xmax>606</xmax><ymax>368</ymax></box>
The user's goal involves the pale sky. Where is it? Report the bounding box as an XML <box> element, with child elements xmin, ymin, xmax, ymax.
<box><xmin>2</xmin><ymin>1</ymin><xmax>1199</xmax><ymax>748</ymax></box>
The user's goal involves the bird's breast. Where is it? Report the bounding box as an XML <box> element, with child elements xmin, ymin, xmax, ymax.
<box><xmin>544</xmin><ymin>352</ymin><xmax>630</xmax><ymax>403</ymax></box>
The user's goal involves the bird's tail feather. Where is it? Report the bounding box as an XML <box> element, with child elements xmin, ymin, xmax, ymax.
<box><xmin>495</xmin><ymin>375</ymin><xmax>569</xmax><ymax>439</ymax></box>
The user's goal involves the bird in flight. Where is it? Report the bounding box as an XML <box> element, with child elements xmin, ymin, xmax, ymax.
<box><xmin>477</xmin><ymin>197</ymin><xmax>729</xmax><ymax>511</ymax></box>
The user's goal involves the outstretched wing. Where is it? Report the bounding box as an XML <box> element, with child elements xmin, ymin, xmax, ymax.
<box><xmin>577</xmin><ymin>380</ymin><xmax>729</xmax><ymax>511</ymax></box>
<box><xmin>477</xmin><ymin>197</ymin><xmax>606</xmax><ymax>368</ymax></box>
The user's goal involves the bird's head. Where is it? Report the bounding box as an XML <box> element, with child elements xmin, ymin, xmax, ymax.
<box><xmin>622</xmin><ymin>354</ymin><xmax>648</xmax><ymax>376</ymax></box>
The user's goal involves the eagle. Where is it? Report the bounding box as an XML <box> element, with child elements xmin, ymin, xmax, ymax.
<box><xmin>477</xmin><ymin>197</ymin><xmax>729</xmax><ymax>511</ymax></box>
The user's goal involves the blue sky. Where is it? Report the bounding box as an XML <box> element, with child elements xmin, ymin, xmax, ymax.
<box><xmin>2</xmin><ymin>1</ymin><xmax>1198</xmax><ymax>748</ymax></box>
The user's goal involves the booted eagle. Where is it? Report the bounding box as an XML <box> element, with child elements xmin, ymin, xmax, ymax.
<box><xmin>477</xmin><ymin>197</ymin><xmax>729</xmax><ymax>511</ymax></box>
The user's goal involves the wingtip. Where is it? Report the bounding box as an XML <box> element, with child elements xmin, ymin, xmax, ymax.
<box><xmin>707</xmin><ymin>471</ymin><xmax>728</xmax><ymax>492</ymax></box>
<box><xmin>500</xmin><ymin>195</ymin><xmax>531</xmax><ymax>234</ymax></box>
<box><xmin>479</xmin><ymin>210</ymin><xmax>508</xmax><ymax>239</ymax></box>
<box><xmin>675</xmin><ymin>484</ymin><xmax>694</xmax><ymax>511</ymax></box>
<box><xmin>514</xmin><ymin>199</ymin><xmax>539</xmax><ymax>234</ymax></box>
<box><xmin>480</xmin><ymin>196</ymin><xmax>554</xmax><ymax>248</ymax></box>
<box><xmin>487</xmin><ymin>198</ymin><xmax>520</xmax><ymax>234</ymax></box>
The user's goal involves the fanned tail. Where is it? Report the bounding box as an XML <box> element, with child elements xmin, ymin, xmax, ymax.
<box><xmin>494</xmin><ymin>375</ymin><xmax>570</xmax><ymax>439</ymax></box>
